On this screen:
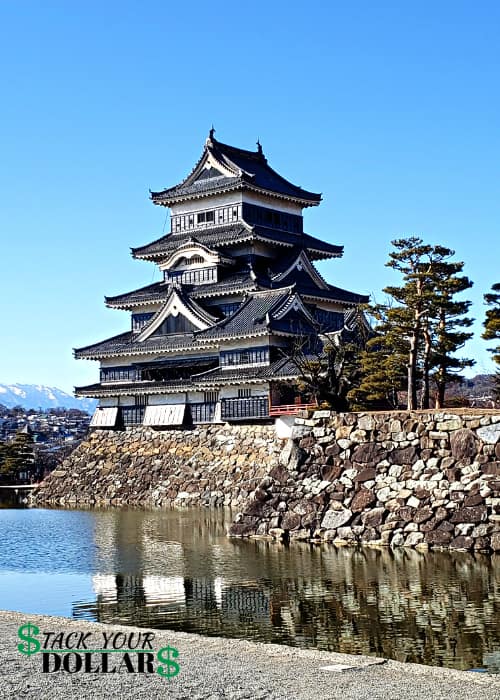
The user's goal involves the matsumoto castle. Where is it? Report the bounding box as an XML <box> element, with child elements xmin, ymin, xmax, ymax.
<box><xmin>76</xmin><ymin>131</ymin><xmax>368</xmax><ymax>428</ymax></box>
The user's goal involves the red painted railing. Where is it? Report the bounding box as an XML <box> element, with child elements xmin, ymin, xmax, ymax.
<box><xmin>269</xmin><ymin>403</ymin><xmax>318</xmax><ymax>416</ymax></box>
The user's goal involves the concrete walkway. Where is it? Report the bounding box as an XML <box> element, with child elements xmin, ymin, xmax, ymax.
<box><xmin>1</xmin><ymin>610</ymin><xmax>498</xmax><ymax>700</ymax></box>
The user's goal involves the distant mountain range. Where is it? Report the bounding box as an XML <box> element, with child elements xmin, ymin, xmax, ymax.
<box><xmin>0</xmin><ymin>384</ymin><xmax>96</xmax><ymax>413</ymax></box>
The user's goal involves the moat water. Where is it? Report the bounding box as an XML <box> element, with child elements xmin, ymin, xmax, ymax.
<box><xmin>0</xmin><ymin>497</ymin><xmax>499</xmax><ymax>672</ymax></box>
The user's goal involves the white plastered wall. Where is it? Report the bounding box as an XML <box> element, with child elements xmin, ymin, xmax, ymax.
<box><xmin>220</xmin><ymin>383</ymin><xmax>268</xmax><ymax>399</ymax></box>
<box><xmin>170</xmin><ymin>190</ymin><xmax>304</xmax><ymax>219</ymax></box>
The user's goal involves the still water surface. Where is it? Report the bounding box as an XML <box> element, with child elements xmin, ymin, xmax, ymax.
<box><xmin>0</xmin><ymin>502</ymin><xmax>499</xmax><ymax>672</ymax></box>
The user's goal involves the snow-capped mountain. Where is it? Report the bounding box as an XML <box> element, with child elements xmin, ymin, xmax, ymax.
<box><xmin>0</xmin><ymin>384</ymin><xmax>96</xmax><ymax>413</ymax></box>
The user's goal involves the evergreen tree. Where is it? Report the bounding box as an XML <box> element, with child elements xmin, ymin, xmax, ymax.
<box><xmin>0</xmin><ymin>441</ymin><xmax>8</xmax><ymax>477</ymax></box>
<box><xmin>482</xmin><ymin>282</ymin><xmax>500</xmax><ymax>396</ymax></box>
<box><xmin>348</xmin><ymin>304</ymin><xmax>408</xmax><ymax>409</ymax></box>
<box><xmin>0</xmin><ymin>431</ymin><xmax>35</xmax><ymax>482</ymax></box>
<box><xmin>368</xmin><ymin>238</ymin><xmax>474</xmax><ymax>410</ymax></box>
<box><xmin>384</xmin><ymin>237</ymin><xmax>435</xmax><ymax>410</ymax></box>
<box><xmin>427</xmin><ymin>259</ymin><xmax>474</xmax><ymax>408</ymax></box>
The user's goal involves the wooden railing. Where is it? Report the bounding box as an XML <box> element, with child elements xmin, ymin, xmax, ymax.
<box><xmin>268</xmin><ymin>403</ymin><xmax>318</xmax><ymax>416</ymax></box>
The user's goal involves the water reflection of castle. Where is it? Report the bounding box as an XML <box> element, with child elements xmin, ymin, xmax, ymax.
<box><xmin>74</xmin><ymin>509</ymin><xmax>500</xmax><ymax>671</ymax></box>
<box><xmin>91</xmin><ymin>574</ymin><xmax>272</xmax><ymax>629</ymax></box>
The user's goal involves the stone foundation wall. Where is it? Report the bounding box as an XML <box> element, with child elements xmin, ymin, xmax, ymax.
<box><xmin>33</xmin><ymin>411</ymin><xmax>500</xmax><ymax>551</ymax></box>
<box><xmin>229</xmin><ymin>411</ymin><xmax>500</xmax><ymax>552</ymax></box>
<box><xmin>32</xmin><ymin>425</ymin><xmax>280</xmax><ymax>508</ymax></box>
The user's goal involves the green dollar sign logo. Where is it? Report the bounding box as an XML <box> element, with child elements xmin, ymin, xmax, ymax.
<box><xmin>156</xmin><ymin>645</ymin><xmax>180</xmax><ymax>678</ymax></box>
<box><xmin>17</xmin><ymin>623</ymin><xmax>41</xmax><ymax>656</ymax></box>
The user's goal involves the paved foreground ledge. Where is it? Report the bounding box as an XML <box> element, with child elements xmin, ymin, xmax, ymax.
<box><xmin>1</xmin><ymin>610</ymin><xmax>499</xmax><ymax>700</ymax></box>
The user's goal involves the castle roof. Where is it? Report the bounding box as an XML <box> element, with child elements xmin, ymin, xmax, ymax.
<box><xmin>196</xmin><ymin>287</ymin><xmax>316</xmax><ymax>341</ymax></box>
<box><xmin>74</xmin><ymin>357</ymin><xmax>300</xmax><ymax>397</ymax></box>
<box><xmin>75</xmin><ymin>287</ymin><xmax>319</xmax><ymax>360</ymax></box>
<box><xmin>150</xmin><ymin>133</ymin><xmax>321</xmax><ymax>207</ymax></box>
<box><xmin>105</xmin><ymin>271</ymin><xmax>258</xmax><ymax>309</ymax></box>
<box><xmin>105</xmin><ymin>263</ymin><xmax>368</xmax><ymax>312</ymax></box>
<box><xmin>74</xmin><ymin>331</ymin><xmax>215</xmax><ymax>360</ymax></box>
<box><xmin>131</xmin><ymin>224</ymin><xmax>343</xmax><ymax>262</ymax></box>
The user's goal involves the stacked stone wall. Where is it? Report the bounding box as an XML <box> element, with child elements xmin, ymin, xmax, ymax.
<box><xmin>230</xmin><ymin>411</ymin><xmax>500</xmax><ymax>552</ymax></box>
<box><xmin>32</xmin><ymin>411</ymin><xmax>500</xmax><ymax>551</ymax></box>
<box><xmin>33</xmin><ymin>425</ymin><xmax>280</xmax><ymax>508</ymax></box>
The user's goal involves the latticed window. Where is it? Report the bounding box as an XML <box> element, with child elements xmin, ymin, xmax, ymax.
<box><xmin>204</xmin><ymin>391</ymin><xmax>219</xmax><ymax>404</ymax></box>
<box><xmin>241</xmin><ymin>203</ymin><xmax>302</xmax><ymax>233</ymax></box>
<box><xmin>220</xmin><ymin>347</ymin><xmax>269</xmax><ymax>366</ymax></box>
<box><xmin>238</xmin><ymin>388</ymin><xmax>251</xmax><ymax>398</ymax></box>
<box><xmin>164</xmin><ymin>267</ymin><xmax>216</xmax><ymax>285</ymax></box>
<box><xmin>100</xmin><ymin>366</ymin><xmax>138</xmax><ymax>382</ymax></box>
<box><xmin>171</xmin><ymin>204</ymin><xmax>240</xmax><ymax>232</ymax></box>
<box><xmin>197</xmin><ymin>211</ymin><xmax>215</xmax><ymax>224</ymax></box>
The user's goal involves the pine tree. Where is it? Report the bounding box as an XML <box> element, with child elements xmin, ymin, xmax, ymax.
<box><xmin>482</xmin><ymin>282</ymin><xmax>500</xmax><ymax>396</ymax></box>
<box><xmin>428</xmin><ymin>259</ymin><xmax>474</xmax><ymax>408</ymax></box>
<box><xmin>384</xmin><ymin>237</ymin><xmax>436</xmax><ymax>410</ymax></box>
<box><xmin>0</xmin><ymin>441</ymin><xmax>8</xmax><ymax>477</ymax></box>
<box><xmin>0</xmin><ymin>431</ymin><xmax>35</xmax><ymax>482</ymax></box>
<box><xmin>371</xmin><ymin>238</ymin><xmax>474</xmax><ymax>410</ymax></box>
<box><xmin>348</xmin><ymin>304</ymin><xmax>408</xmax><ymax>409</ymax></box>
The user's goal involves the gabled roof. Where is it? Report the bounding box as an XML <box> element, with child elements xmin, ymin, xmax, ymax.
<box><xmin>159</xmin><ymin>238</ymin><xmax>234</xmax><ymax>269</ymax></box>
<box><xmin>105</xmin><ymin>281</ymin><xmax>168</xmax><ymax>309</ymax></box>
<box><xmin>131</xmin><ymin>224</ymin><xmax>342</xmax><ymax>262</ymax></box>
<box><xmin>150</xmin><ymin>132</ymin><xmax>321</xmax><ymax>207</ymax></box>
<box><xmin>271</xmin><ymin>250</ymin><xmax>329</xmax><ymax>290</ymax></box>
<box><xmin>104</xmin><ymin>264</ymin><xmax>368</xmax><ymax>313</ymax></box>
<box><xmin>323</xmin><ymin>284</ymin><xmax>369</xmax><ymax>305</ymax></box>
<box><xmin>268</xmin><ymin>252</ymin><xmax>369</xmax><ymax>305</ymax></box>
<box><xmin>196</xmin><ymin>287</ymin><xmax>317</xmax><ymax>341</ymax></box>
<box><xmin>135</xmin><ymin>286</ymin><xmax>218</xmax><ymax>341</ymax></box>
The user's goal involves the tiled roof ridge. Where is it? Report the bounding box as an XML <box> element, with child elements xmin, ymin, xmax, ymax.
<box><xmin>326</xmin><ymin>282</ymin><xmax>370</xmax><ymax>304</ymax></box>
<box><xmin>74</xmin><ymin>331</ymin><xmax>133</xmax><ymax>356</ymax></box>
<box><xmin>210</xmin><ymin>136</ymin><xmax>321</xmax><ymax>201</ymax></box>
<box><xmin>105</xmin><ymin>281</ymin><xmax>165</xmax><ymax>305</ymax></box>
<box><xmin>193</xmin><ymin>292</ymin><xmax>255</xmax><ymax>336</ymax></box>
<box><xmin>211</xmin><ymin>136</ymin><xmax>266</xmax><ymax>165</ymax></box>
<box><xmin>131</xmin><ymin>224</ymin><xmax>252</xmax><ymax>257</ymax></box>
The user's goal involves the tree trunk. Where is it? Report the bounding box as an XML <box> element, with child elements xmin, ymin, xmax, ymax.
<box><xmin>435</xmin><ymin>380</ymin><xmax>445</xmax><ymax>409</ymax></box>
<box><xmin>421</xmin><ymin>318</ymin><xmax>431</xmax><ymax>409</ymax></box>
<box><xmin>435</xmin><ymin>309</ymin><xmax>446</xmax><ymax>408</ymax></box>
<box><xmin>408</xmin><ymin>323</ymin><xmax>420</xmax><ymax>410</ymax></box>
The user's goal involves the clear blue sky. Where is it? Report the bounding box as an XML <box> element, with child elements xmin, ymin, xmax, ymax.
<box><xmin>0</xmin><ymin>1</ymin><xmax>498</xmax><ymax>393</ymax></box>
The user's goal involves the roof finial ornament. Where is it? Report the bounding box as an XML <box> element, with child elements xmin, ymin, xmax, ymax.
<box><xmin>256</xmin><ymin>138</ymin><xmax>263</xmax><ymax>155</ymax></box>
<box><xmin>209</xmin><ymin>125</ymin><xmax>215</xmax><ymax>140</ymax></box>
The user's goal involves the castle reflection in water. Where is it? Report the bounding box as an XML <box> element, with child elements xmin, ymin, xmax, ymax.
<box><xmin>71</xmin><ymin>508</ymin><xmax>500</xmax><ymax>672</ymax></box>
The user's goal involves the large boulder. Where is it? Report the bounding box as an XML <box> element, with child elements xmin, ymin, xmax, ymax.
<box><xmin>321</xmin><ymin>508</ymin><xmax>353</xmax><ymax>529</ymax></box>
<box><xmin>450</xmin><ymin>429</ymin><xmax>479</xmax><ymax>461</ymax></box>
